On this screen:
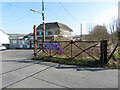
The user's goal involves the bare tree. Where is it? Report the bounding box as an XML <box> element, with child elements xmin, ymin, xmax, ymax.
<box><xmin>87</xmin><ymin>23</ymin><xmax>95</xmax><ymax>34</ymax></box>
<box><xmin>117</xmin><ymin>18</ymin><xmax>120</xmax><ymax>41</ymax></box>
<box><xmin>109</xmin><ymin>18</ymin><xmax>119</xmax><ymax>43</ymax></box>
<box><xmin>109</xmin><ymin>18</ymin><xmax>117</xmax><ymax>34</ymax></box>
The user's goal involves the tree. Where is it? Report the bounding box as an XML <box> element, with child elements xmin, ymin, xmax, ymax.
<box><xmin>87</xmin><ymin>23</ymin><xmax>95</xmax><ymax>34</ymax></box>
<box><xmin>109</xmin><ymin>18</ymin><xmax>118</xmax><ymax>42</ymax></box>
<box><xmin>109</xmin><ymin>18</ymin><xmax>120</xmax><ymax>42</ymax></box>
<box><xmin>117</xmin><ymin>19</ymin><xmax>120</xmax><ymax>41</ymax></box>
<box><xmin>88</xmin><ymin>25</ymin><xmax>109</xmax><ymax>41</ymax></box>
<box><xmin>109</xmin><ymin>18</ymin><xmax>120</xmax><ymax>53</ymax></box>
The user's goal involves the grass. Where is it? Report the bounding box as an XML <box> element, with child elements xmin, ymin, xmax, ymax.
<box><xmin>107</xmin><ymin>52</ymin><xmax>120</xmax><ymax>68</ymax></box>
<box><xmin>33</xmin><ymin>56</ymin><xmax>103</xmax><ymax>67</ymax></box>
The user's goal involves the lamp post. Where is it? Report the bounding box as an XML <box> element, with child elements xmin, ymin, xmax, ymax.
<box><xmin>30</xmin><ymin>0</ymin><xmax>46</xmax><ymax>42</ymax></box>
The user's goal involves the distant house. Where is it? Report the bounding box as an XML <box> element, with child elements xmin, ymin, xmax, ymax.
<box><xmin>9</xmin><ymin>36</ymin><xmax>25</xmax><ymax>49</ymax></box>
<box><xmin>0</xmin><ymin>29</ymin><xmax>9</xmax><ymax>48</ymax></box>
<box><xmin>24</xmin><ymin>33</ymin><xmax>34</xmax><ymax>48</ymax></box>
<box><xmin>9</xmin><ymin>33</ymin><xmax>34</xmax><ymax>49</ymax></box>
<box><xmin>36</xmin><ymin>22</ymin><xmax>73</xmax><ymax>44</ymax></box>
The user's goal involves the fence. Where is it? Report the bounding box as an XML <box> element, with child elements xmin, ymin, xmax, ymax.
<box><xmin>33</xmin><ymin>26</ymin><xmax>119</xmax><ymax>67</ymax></box>
<box><xmin>35</xmin><ymin>40</ymin><xmax>120</xmax><ymax>66</ymax></box>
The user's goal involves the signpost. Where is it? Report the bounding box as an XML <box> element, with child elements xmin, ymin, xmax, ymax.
<box><xmin>43</xmin><ymin>43</ymin><xmax>59</xmax><ymax>50</ymax></box>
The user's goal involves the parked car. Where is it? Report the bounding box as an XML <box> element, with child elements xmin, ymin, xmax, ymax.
<box><xmin>0</xmin><ymin>45</ymin><xmax>6</xmax><ymax>51</ymax></box>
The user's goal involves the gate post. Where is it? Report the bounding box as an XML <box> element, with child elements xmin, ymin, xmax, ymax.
<box><xmin>30</xmin><ymin>40</ymin><xmax>32</xmax><ymax>49</ymax></box>
<box><xmin>33</xmin><ymin>25</ymin><xmax>37</xmax><ymax>57</ymax></box>
<box><xmin>100</xmin><ymin>40</ymin><xmax>107</xmax><ymax>66</ymax></box>
<box><xmin>100</xmin><ymin>41</ymin><xmax>103</xmax><ymax>63</ymax></box>
<box><xmin>70</xmin><ymin>40</ymin><xmax>74</xmax><ymax>60</ymax></box>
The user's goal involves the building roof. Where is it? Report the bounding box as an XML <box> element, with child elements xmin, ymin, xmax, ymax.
<box><xmin>36</xmin><ymin>22</ymin><xmax>73</xmax><ymax>32</ymax></box>
<box><xmin>0</xmin><ymin>29</ymin><xmax>8</xmax><ymax>36</ymax></box>
<box><xmin>24</xmin><ymin>33</ymin><xmax>33</xmax><ymax>38</ymax></box>
<box><xmin>9</xmin><ymin>36</ymin><xmax>24</xmax><ymax>40</ymax></box>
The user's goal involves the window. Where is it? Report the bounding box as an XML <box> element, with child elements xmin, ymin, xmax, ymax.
<box><xmin>37</xmin><ymin>32</ymin><xmax>39</xmax><ymax>36</ymax></box>
<box><xmin>12</xmin><ymin>40</ymin><xmax>17</xmax><ymax>44</ymax></box>
<box><xmin>40</xmin><ymin>32</ymin><xmax>43</xmax><ymax>35</ymax></box>
<box><xmin>48</xmin><ymin>31</ymin><xmax>52</xmax><ymax>35</ymax></box>
<box><xmin>46</xmin><ymin>31</ymin><xmax>48</xmax><ymax>35</ymax></box>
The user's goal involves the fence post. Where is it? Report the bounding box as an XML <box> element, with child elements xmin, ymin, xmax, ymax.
<box><xmin>30</xmin><ymin>40</ymin><xmax>31</xmax><ymax>49</ymax></box>
<box><xmin>33</xmin><ymin>25</ymin><xmax>37</xmax><ymax>57</ymax></box>
<box><xmin>100</xmin><ymin>40</ymin><xmax>107</xmax><ymax>66</ymax></box>
<box><xmin>70</xmin><ymin>40</ymin><xmax>74</xmax><ymax>60</ymax></box>
<box><xmin>103</xmin><ymin>40</ymin><xmax>107</xmax><ymax>64</ymax></box>
<box><xmin>100</xmin><ymin>41</ymin><xmax>103</xmax><ymax>63</ymax></box>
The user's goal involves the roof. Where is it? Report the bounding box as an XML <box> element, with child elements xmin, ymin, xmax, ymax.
<box><xmin>9</xmin><ymin>36</ymin><xmax>24</xmax><ymax>40</ymax></box>
<box><xmin>36</xmin><ymin>22</ymin><xmax>73</xmax><ymax>32</ymax></box>
<box><xmin>24</xmin><ymin>33</ymin><xmax>33</xmax><ymax>38</ymax></box>
<box><xmin>0</xmin><ymin>29</ymin><xmax>9</xmax><ymax>36</ymax></box>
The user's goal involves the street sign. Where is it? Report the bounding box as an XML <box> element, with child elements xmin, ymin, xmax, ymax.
<box><xmin>43</xmin><ymin>43</ymin><xmax>59</xmax><ymax>50</ymax></box>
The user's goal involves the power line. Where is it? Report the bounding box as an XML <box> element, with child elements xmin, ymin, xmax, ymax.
<box><xmin>45</xmin><ymin>8</ymin><xmax>73</xmax><ymax>24</ymax></box>
<box><xmin>2</xmin><ymin>13</ymin><xmax>33</xmax><ymax>25</ymax></box>
<box><xmin>56</xmin><ymin>0</ymin><xmax>80</xmax><ymax>24</ymax></box>
<box><xmin>45</xmin><ymin>7</ymin><xmax>79</xmax><ymax>33</ymax></box>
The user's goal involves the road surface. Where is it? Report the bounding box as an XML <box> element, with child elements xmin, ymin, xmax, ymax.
<box><xmin>0</xmin><ymin>50</ymin><xmax>118</xmax><ymax>88</ymax></box>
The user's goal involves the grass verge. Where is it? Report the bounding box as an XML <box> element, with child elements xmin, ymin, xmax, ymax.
<box><xmin>33</xmin><ymin>56</ymin><xmax>103</xmax><ymax>67</ymax></box>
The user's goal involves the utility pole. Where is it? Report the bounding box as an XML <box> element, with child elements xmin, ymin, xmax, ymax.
<box><xmin>80</xmin><ymin>24</ymin><xmax>82</xmax><ymax>41</ymax></box>
<box><xmin>42</xmin><ymin>0</ymin><xmax>45</xmax><ymax>42</ymax></box>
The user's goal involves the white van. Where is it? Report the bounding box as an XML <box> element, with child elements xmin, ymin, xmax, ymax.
<box><xmin>0</xmin><ymin>45</ymin><xmax>6</xmax><ymax>51</ymax></box>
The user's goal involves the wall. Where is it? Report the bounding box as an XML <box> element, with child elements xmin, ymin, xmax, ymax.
<box><xmin>59</xmin><ymin>29</ymin><xmax>73</xmax><ymax>40</ymax></box>
<box><xmin>37</xmin><ymin>28</ymin><xmax>73</xmax><ymax>41</ymax></box>
<box><xmin>9</xmin><ymin>39</ymin><xmax>24</xmax><ymax>49</ymax></box>
<box><xmin>0</xmin><ymin>30</ymin><xmax>9</xmax><ymax>45</ymax></box>
<box><xmin>37</xmin><ymin>29</ymin><xmax>59</xmax><ymax>42</ymax></box>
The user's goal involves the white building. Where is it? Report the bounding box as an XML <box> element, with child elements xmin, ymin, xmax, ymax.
<box><xmin>0</xmin><ymin>29</ymin><xmax>9</xmax><ymax>48</ymax></box>
<box><xmin>9</xmin><ymin>33</ymin><xmax>34</xmax><ymax>49</ymax></box>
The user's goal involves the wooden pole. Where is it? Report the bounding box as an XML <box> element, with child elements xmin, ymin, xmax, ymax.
<box><xmin>33</xmin><ymin>25</ymin><xmax>37</xmax><ymax>56</ymax></box>
<box><xmin>100</xmin><ymin>41</ymin><xmax>103</xmax><ymax>63</ymax></box>
<box><xmin>42</xmin><ymin>0</ymin><xmax>45</xmax><ymax>42</ymax></box>
<box><xmin>100</xmin><ymin>40</ymin><xmax>107</xmax><ymax>66</ymax></box>
<box><xmin>30</xmin><ymin>40</ymin><xmax>31</xmax><ymax>49</ymax></box>
<box><xmin>103</xmin><ymin>40</ymin><xmax>107</xmax><ymax>65</ymax></box>
<box><xmin>70</xmin><ymin>40</ymin><xmax>73</xmax><ymax>60</ymax></box>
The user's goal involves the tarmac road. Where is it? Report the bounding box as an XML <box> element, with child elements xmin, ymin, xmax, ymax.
<box><xmin>0</xmin><ymin>49</ymin><xmax>119</xmax><ymax>89</ymax></box>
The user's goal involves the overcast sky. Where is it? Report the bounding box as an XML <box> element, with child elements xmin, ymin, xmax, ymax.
<box><xmin>1</xmin><ymin>0</ymin><xmax>119</xmax><ymax>35</ymax></box>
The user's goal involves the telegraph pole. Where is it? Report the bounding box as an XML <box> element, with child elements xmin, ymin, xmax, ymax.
<box><xmin>80</xmin><ymin>24</ymin><xmax>82</xmax><ymax>41</ymax></box>
<box><xmin>42</xmin><ymin>0</ymin><xmax>45</xmax><ymax>42</ymax></box>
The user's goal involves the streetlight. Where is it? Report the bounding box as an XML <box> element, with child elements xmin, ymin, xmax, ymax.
<box><xmin>30</xmin><ymin>9</ymin><xmax>42</xmax><ymax>14</ymax></box>
<box><xmin>30</xmin><ymin>0</ymin><xmax>46</xmax><ymax>43</ymax></box>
